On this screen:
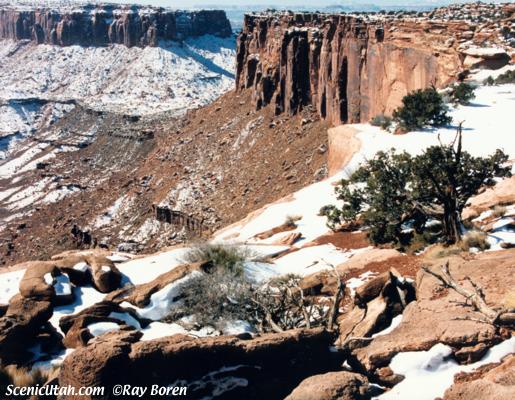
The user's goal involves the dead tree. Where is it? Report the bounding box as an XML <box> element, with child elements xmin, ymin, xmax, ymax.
<box><xmin>423</xmin><ymin>262</ymin><xmax>515</xmax><ymax>327</ymax></box>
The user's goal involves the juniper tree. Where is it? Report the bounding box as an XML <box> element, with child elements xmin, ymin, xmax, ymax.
<box><xmin>322</xmin><ymin>125</ymin><xmax>511</xmax><ymax>245</ymax></box>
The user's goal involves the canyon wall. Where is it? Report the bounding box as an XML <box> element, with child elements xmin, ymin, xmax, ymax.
<box><xmin>236</xmin><ymin>13</ymin><xmax>473</xmax><ymax>125</ymax></box>
<box><xmin>0</xmin><ymin>4</ymin><xmax>232</xmax><ymax>47</ymax></box>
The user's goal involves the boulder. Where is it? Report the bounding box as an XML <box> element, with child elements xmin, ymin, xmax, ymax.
<box><xmin>0</xmin><ymin>295</ymin><xmax>53</xmax><ymax>363</ymax></box>
<box><xmin>59</xmin><ymin>301</ymin><xmax>141</xmax><ymax>349</ymax></box>
<box><xmin>444</xmin><ymin>355</ymin><xmax>515</xmax><ymax>400</ymax></box>
<box><xmin>353</xmin><ymin>250</ymin><xmax>515</xmax><ymax>372</ymax></box>
<box><xmin>284</xmin><ymin>371</ymin><xmax>371</xmax><ymax>400</ymax></box>
<box><xmin>59</xmin><ymin>328</ymin><xmax>339</xmax><ymax>400</ymax></box>
<box><xmin>106</xmin><ymin>263</ymin><xmax>202</xmax><ymax>307</ymax></box>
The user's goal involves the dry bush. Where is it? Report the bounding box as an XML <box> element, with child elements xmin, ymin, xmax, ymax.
<box><xmin>183</xmin><ymin>242</ymin><xmax>252</xmax><ymax>275</ymax></box>
<box><xmin>423</xmin><ymin>244</ymin><xmax>463</xmax><ymax>259</ymax></box>
<box><xmin>491</xmin><ymin>205</ymin><xmax>507</xmax><ymax>219</ymax></box>
<box><xmin>0</xmin><ymin>366</ymin><xmax>51</xmax><ymax>399</ymax></box>
<box><xmin>460</xmin><ymin>231</ymin><xmax>490</xmax><ymax>251</ymax></box>
<box><xmin>284</xmin><ymin>215</ymin><xmax>302</xmax><ymax>228</ymax></box>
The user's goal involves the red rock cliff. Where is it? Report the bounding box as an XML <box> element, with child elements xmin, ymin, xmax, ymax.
<box><xmin>236</xmin><ymin>12</ymin><xmax>476</xmax><ymax>125</ymax></box>
<box><xmin>0</xmin><ymin>4</ymin><xmax>232</xmax><ymax>47</ymax></box>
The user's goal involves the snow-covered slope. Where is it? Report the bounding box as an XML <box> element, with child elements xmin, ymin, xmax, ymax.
<box><xmin>0</xmin><ymin>36</ymin><xmax>235</xmax><ymax>116</ymax></box>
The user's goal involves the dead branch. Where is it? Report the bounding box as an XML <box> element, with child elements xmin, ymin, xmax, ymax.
<box><xmin>423</xmin><ymin>262</ymin><xmax>513</xmax><ymax>327</ymax></box>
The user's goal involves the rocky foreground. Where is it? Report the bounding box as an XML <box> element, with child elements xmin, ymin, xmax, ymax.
<box><xmin>0</xmin><ymin>245</ymin><xmax>513</xmax><ymax>399</ymax></box>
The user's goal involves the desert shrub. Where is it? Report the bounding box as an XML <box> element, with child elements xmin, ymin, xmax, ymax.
<box><xmin>0</xmin><ymin>366</ymin><xmax>50</xmax><ymax>399</ymax></box>
<box><xmin>171</xmin><ymin>267</ymin><xmax>255</xmax><ymax>329</ymax></box>
<box><xmin>171</xmin><ymin>270</ymin><xmax>336</xmax><ymax>333</ymax></box>
<box><xmin>460</xmin><ymin>231</ymin><xmax>490</xmax><ymax>251</ymax></box>
<box><xmin>494</xmin><ymin>70</ymin><xmax>515</xmax><ymax>85</ymax></box>
<box><xmin>183</xmin><ymin>242</ymin><xmax>251</xmax><ymax>275</ymax></box>
<box><xmin>370</xmin><ymin>114</ymin><xmax>393</xmax><ymax>130</ymax></box>
<box><xmin>284</xmin><ymin>214</ymin><xmax>302</xmax><ymax>228</ymax></box>
<box><xmin>483</xmin><ymin>76</ymin><xmax>495</xmax><ymax>86</ymax></box>
<box><xmin>449</xmin><ymin>82</ymin><xmax>476</xmax><ymax>105</ymax></box>
<box><xmin>393</xmin><ymin>87</ymin><xmax>452</xmax><ymax>131</ymax></box>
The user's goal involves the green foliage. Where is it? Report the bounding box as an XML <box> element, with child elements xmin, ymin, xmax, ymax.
<box><xmin>449</xmin><ymin>82</ymin><xmax>476</xmax><ymax>105</ymax></box>
<box><xmin>393</xmin><ymin>87</ymin><xmax>452</xmax><ymax>131</ymax></box>
<box><xmin>494</xmin><ymin>69</ymin><xmax>515</xmax><ymax>85</ymax></box>
<box><xmin>370</xmin><ymin>114</ymin><xmax>393</xmax><ymax>130</ymax></box>
<box><xmin>483</xmin><ymin>70</ymin><xmax>515</xmax><ymax>86</ymax></box>
<box><xmin>483</xmin><ymin>76</ymin><xmax>495</xmax><ymax>86</ymax></box>
<box><xmin>323</xmin><ymin>131</ymin><xmax>511</xmax><ymax>247</ymax></box>
<box><xmin>183</xmin><ymin>243</ymin><xmax>250</xmax><ymax>275</ymax></box>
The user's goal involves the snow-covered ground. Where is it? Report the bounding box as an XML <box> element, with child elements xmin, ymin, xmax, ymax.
<box><xmin>376</xmin><ymin>336</ymin><xmax>515</xmax><ymax>400</ymax></box>
<box><xmin>0</xmin><ymin>36</ymin><xmax>236</xmax><ymax>116</ymax></box>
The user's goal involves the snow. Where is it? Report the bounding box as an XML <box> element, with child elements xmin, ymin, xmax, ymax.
<box><xmin>273</xmin><ymin>245</ymin><xmax>361</xmax><ymax>277</ymax></box>
<box><xmin>54</xmin><ymin>274</ymin><xmax>72</xmax><ymax>296</ymax></box>
<box><xmin>376</xmin><ymin>336</ymin><xmax>515</xmax><ymax>400</ymax></box>
<box><xmin>0</xmin><ymin>36</ymin><xmax>236</xmax><ymax>116</ymax></box>
<box><xmin>88</xmin><ymin>321</ymin><xmax>120</xmax><ymax>337</ymax></box>
<box><xmin>109</xmin><ymin>311</ymin><xmax>141</xmax><ymax>329</ymax></box>
<box><xmin>43</xmin><ymin>273</ymin><xmax>54</xmax><ymax>285</ymax></box>
<box><xmin>73</xmin><ymin>262</ymin><xmax>89</xmax><ymax>272</ymax></box>
<box><xmin>140</xmin><ymin>322</ymin><xmax>188</xmax><ymax>341</ymax></box>
<box><xmin>122</xmin><ymin>271</ymin><xmax>202</xmax><ymax>320</ymax></box>
<box><xmin>487</xmin><ymin>217</ymin><xmax>515</xmax><ymax>250</ymax></box>
<box><xmin>49</xmin><ymin>285</ymin><xmax>106</xmax><ymax>333</ymax></box>
<box><xmin>106</xmin><ymin>254</ymin><xmax>131</xmax><ymax>263</ymax></box>
<box><xmin>372</xmin><ymin>315</ymin><xmax>403</xmax><ymax>338</ymax></box>
<box><xmin>221</xmin><ymin>320</ymin><xmax>255</xmax><ymax>335</ymax></box>
<box><xmin>116</xmin><ymin>247</ymin><xmax>191</xmax><ymax>285</ymax></box>
<box><xmin>0</xmin><ymin>269</ymin><xmax>25</xmax><ymax>304</ymax></box>
<box><xmin>346</xmin><ymin>271</ymin><xmax>378</xmax><ymax>296</ymax></box>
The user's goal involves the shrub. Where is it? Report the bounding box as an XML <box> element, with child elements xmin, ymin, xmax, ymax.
<box><xmin>0</xmin><ymin>366</ymin><xmax>51</xmax><ymax>400</ymax></box>
<box><xmin>460</xmin><ymin>231</ymin><xmax>490</xmax><ymax>251</ymax></box>
<box><xmin>393</xmin><ymin>87</ymin><xmax>452</xmax><ymax>131</ymax></box>
<box><xmin>370</xmin><ymin>114</ymin><xmax>393</xmax><ymax>130</ymax></box>
<box><xmin>483</xmin><ymin>76</ymin><xmax>495</xmax><ymax>86</ymax></box>
<box><xmin>284</xmin><ymin>214</ymin><xmax>302</xmax><ymax>228</ymax></box>
<box><xmin>491</xmin><ymin>205</ymin><xmax>507</xmax><ymax>219</ymax></box>
<box><xmin>449</xmin><ymin>82</ymin><xmax>476</xmax><ymax>105</ymax></box>
<box><xmin>183</xmin><ymin>242</ymin><xmax>251</xmax><ymax>275</ymax></box>
<box><xmin>494</xmin><ymin>69</ymin><xmax>515</xmax><ymax>85</ymax></box>
<box><xmin>170</xmin><ymin>267</ymin><xmax>255</xmax><ymax>329</ymax></box>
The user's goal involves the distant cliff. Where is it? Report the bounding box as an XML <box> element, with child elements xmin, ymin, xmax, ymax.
<box><xmin>0</xmin><ymin>4</ymin><xmax>232</xmax><ymax>47</ymax></box>
<box><xmin>235</xmin><ymin>7</ymin><xmax>512</xmax><ymax>125</ymax></box>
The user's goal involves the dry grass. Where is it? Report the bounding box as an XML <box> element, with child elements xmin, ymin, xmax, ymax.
<box><xmin>284</xmin><ymin>214</ymin><xmax>302</xmax><ymax>228</ymax></box>
<box><xmin>491</xmin><ymin>205</ymin><xmax>507</xmax><ymax>219</ymax></box>
<box><xmin>0</xmin><ymin>365</ymin><xmax>51</xmax><ymax>388</ymax></box>
<box><xmin>460</xmin><ymin>231</ymin><xmax>491</xmax><ymax>252</ymax></box>
<box><xmin>423</xmin><ymin>244</ymin><xmax>463</xmax><ymax>259</ymax></box>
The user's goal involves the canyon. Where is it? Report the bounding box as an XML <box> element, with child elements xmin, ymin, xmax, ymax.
<box><xmin>0</xmin><ymin>2</ymin><xmax>514</xmax><ymax>399</ymax></box>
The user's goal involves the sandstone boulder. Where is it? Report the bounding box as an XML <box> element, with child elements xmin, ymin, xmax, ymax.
<box><xmin>59</xmin><ymin>328</ymin><xmax>339</xmax><ymax>400</ymax></box>
<box><xmin>106</xmin><ymin>263</ymin><xmax>202</xmax><ymax>307</ymax></box>
<box><xmin>59</xmin><ymin>301</ymin><xmax>142</xmax><ymax>349</ymax></box>
<box><xmin>353</xmin><ymin>250</ymin><xmax>515</xmax><ymax>372</ymax></box>
<box><xmin>284</xmin><ymin>371</ymin><xmax>371</xmax><ymax>400</ymax></box>
<box><xmin>0</xmin><ymin>295</ymin><xmax>53</xmax><ymax>363</ymax></box>
<box><xmin>444</xmin><ymin>355</ymin><xmax>515</xmax><ymax>400</ymax></box>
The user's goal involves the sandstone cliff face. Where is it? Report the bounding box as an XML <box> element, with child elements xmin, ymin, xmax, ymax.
<box><xmin>236</xmin><ymin>13</ymin><xmax>471</xmax><ymax>125</ymax></box>
<box><xmin>0</xmin><ymin>5</ymin><xmax>232</xmax><ymax>47</ymax></box>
